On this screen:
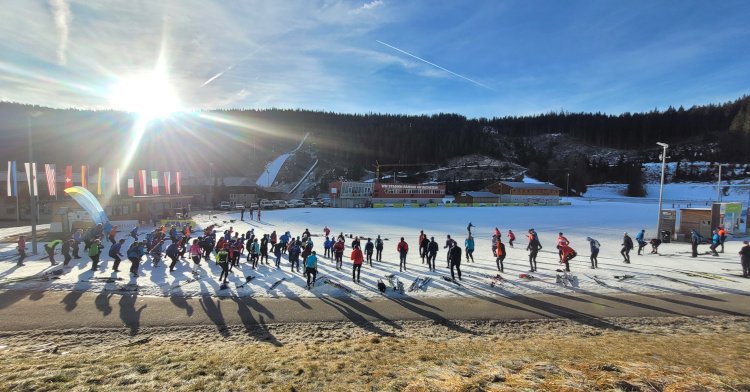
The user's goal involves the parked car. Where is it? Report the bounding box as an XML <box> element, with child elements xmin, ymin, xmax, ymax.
<box><xmin>288</xmin><ymin>199</ymin><xmax>304</xmax><ymax>208</ymax></box>
<box><xmin>234</xmin><ymin>204</ymin><xmax>245</xmax><ymax>210</ymax></box>
<box><xmin>272</xmin><ymin>200</ymin><xmax>287</xmax><ymax>209</ymax></box>
<box><xmin>302</xmin><ymin>198</ymin><xmax>315</xmax><ymax>206</ymax></box>
<box><xmin>219</xmin><ymin>201</ymin><xmax>231</xmax><ymax>210</ymax></box>
<box><xmin>260</xmin><ymin>200</ymin><xmax>273</xmax><ymax>209</ymax></box>
<box><xmin>321</xmin><ymin>199</ymin><xmax>332</xmax><ymax>207</ymax></box>
<box><xmin>250</xmin><ymin>203</ymin><xmax>259</xmax><ymax>210</ymax></box>
<box><xmin>311</xmin><ymin>200</ymin><xmax>322</xmax><ymax>207</ymax></box>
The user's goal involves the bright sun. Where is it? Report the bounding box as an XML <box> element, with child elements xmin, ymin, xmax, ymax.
<box><xmin>110</xmin><ymin>71</ymin><xmax>182</xmax><ymax>121</ymax></box>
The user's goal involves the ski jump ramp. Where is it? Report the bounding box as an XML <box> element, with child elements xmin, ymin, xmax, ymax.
<box><xmin>256</xmin><ymin>133</ymin><xmax>310</xmax><ymax>187</ymax></box>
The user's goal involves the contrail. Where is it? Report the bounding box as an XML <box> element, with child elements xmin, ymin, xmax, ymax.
<box><xmin>49</xmin><ymin>0</ymin><xmax>72</xmax><ymax>65</ymax></box>
<box><xmin>377</xmin><ymin>40</ymin><xmax>495</xmax><ymax>91</ymax></box>
<box><xmin>201</xmin><ymin>44</ymin><xmax>266</xmax><ymax>87</ymax></box>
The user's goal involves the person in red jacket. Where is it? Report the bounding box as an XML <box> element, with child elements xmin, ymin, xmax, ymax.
<box><xmin>351</xmin><ymin>245</ymin><xmax>363</xmax><ymax>282</ymax></box>
<box><xmin>333</xmin><ymin>239</ymin><xmax>345</xmax><ymax>270</ymax></box>
<box><xmin>507</xmin><ymin>230</ymin><xmax>516</xmax><ymax>248</ymax></box>
<box><xmin>559</xmin><ymin>244</ymin><xmax>577</xmax><ymax>272</ymax></box>
<box><xmin>397</xmin><ymin>237</ymin><xmax>409</xmax><ymax>272</ymax></box>
<box><xmin>324</xmin><ymin>226</ymin><xmax>330</xmax><ymax>237</ymax></box>
<box><xmin>17</xmin><ymin>235</ymin><xmax>27</xmax><ymax>266</ymax></box>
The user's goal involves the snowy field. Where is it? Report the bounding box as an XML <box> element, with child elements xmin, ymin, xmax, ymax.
<box><xmin>0</xmin><ymin>200</ymin><xmax>748</xmax><ymax>300</ymax></box>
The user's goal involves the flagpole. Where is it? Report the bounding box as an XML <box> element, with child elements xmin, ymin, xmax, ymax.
<box><xmin>27</xmin><ymin>112</ymin><xmax>40</xmax><ymax>254</ymax></box>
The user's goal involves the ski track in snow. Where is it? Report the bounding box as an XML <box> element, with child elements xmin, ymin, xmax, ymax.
<box><xmin>0</xmin><ymin>201</ymin><xmax>748</xmax><ymax>300</ymax></box>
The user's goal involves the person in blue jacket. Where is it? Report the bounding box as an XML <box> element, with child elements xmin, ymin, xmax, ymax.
<box><xmin>636</xmin><ymin>229</ymin><xmax>647</xmax><ymax>255</ymax></box>
<box><xmin>465</xmin><ymin>235</ymin><xmax>475</xmax><ymax>263</ymax></box>
<box><xmin>586</xmin><ymin>237</ymin><xmax>600</xmax><ymax>269</ymax></box>
<box><xmin>324</xmin><ymin>236</ymin><xmax>334</xmax><ymax>258</ymax></box>
<box><xmin>710</xmin><ymin>229</ymin><xmax>721</xmax><ymax>256</ymax></box>
<box><xmin>127</xmin><ymin>240</ymin><xmax>146</xmax><ymax>277</ymax></box>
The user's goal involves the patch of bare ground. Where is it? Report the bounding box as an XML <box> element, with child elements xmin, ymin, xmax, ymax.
<box><xmin>1</xmin><ymin>316</ymin><xmax>749</xmax><ymax>391</ymax></box>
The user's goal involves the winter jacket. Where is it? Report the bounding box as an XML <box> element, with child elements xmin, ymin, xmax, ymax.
<box><xmin>636</xmin><ymin>231</ymin><xmax>645</xmax><ymax>243</ymax></box>
<box><xmin>216</xmin><ymin>250</ymin><xmax>229</xmax><ymax>264</ymax></box>
<box><xmin>127</xmin><ymin>244</ymin><xmax>145</xmax><ymax>258</ymax></box>
<box><xmin>588</xmin><ymin>238</ymin><xmax>600</xmax><ymax>252</ymax></box>
<box><xmin>165</xmin><ymin>243</ymin><xmax>179</xmax><ymax>257</ymax></box>
<box><xmin>420</xmin><ymin>237</ymin><xmax>429</xmax><ymax>249</ymax></box>
<box><xmin>324</xmin><ymin>238</ymin><xmax>333</xmax><ymax>249</ymax></box>
<box><xmin>449</xmin><ymin>246</ymin><xmax>462</xmax><ymax>263</ymax></box>
<box><xmin>445</xmin><ymin>238</ymin><xmax>456</xmax><ymax>249</ymax></box>
<box><xmin>289</xmin><ymin>245</ymin><xmax>301</xmax><ymax>261</ymax></box>
<box><xmin>465</xmin><ymin>238</ymin><xmax>475</xmax><ymax>250</ymax></box>
<box><xmin>397</xmin><ymin>241</ymin><xmax>409</xmax><ymax>255</ymax></box>
<box><xmin>109</xmin><ymin>243</ymin><xmax>123</xmax><ymax>257</ymax></box>
<box><xmin>622</xmin><ymin>236</ymin><xmax>633</xmax><ymax>250</ymax></box>
<box><xmin>333</xmin><ymin>241</ymin><xmax>345</xmax><ymax>255</ymax></box>
<box><xmin>365</xmin><ymin>241</ymin><xmax>374</xmax><ymax>254</ymax></box>
<box><xmin>306</xmin><ymin>254</ymin><xmax>318</xmax><ymax>269</ymax></box>
<box><xmin>739</xmin><ymin>245</ymin><xmax>750</xmax><ymax>260</ymax></box>
<box><xmin>496</xmin><ymin>241</ymin><xmax>505</xmax><ymax>256</ymax></box>
<box><xmin>375</xmin><ymin>238</ymin><xmax>384</xmax><ymax>250</ymax></box>
<box><xmin>560</xmin><ymin>245</ymin><xmax>577</xmax><ymax>261</ymax></box>
<box><xmin>89</xmin><ymin>243</ymin><xmax>104</xmax><ymax>257</ymax></box>
<box><xmin>428</xmin><ymin>241</ymin><xmax>439</xmax><ymax>255</ymax></box>
<box><xmin>527</xmin><ymin>238</ymin><xmax>542</xmax><ymax>252</ymax></box>
<box><xmin>713</xmin><ymin>234</ymin><xmax>721</xmax><ymax>244</ymax></box>
<box><xmin>189</xmin><ymin>244</ymin><xmax>202</xmax><ymax>257</ymax></box>
<box><xmin>301</xmin><ymin>244</ymin><xmax>312</xmax><ymax>259</ymax></box>
<box><xmin>351</xmin><ymin>248</ymin><xmax>363</xmax><ymax>265</ymax></box>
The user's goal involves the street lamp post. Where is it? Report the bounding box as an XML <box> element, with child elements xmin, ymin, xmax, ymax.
<box><xmin>566</xmin><ymin>172</ymin><xmax>570</xmax><ymax>202</ymax></box>
<box><xmin>209</xmin><ymin>163</ymin><xmax>213</xmax><ymax>210</ymax></box>
<box><xmin>656</xmin><ymin>142</ymin><xmax>669</xmax><ymax>237</ymax></box>
<box><xmin>266</xmin><ymin>169</ymin><xmax>270</xmax><ymax>187</ymax></box>
<box><xmin>717</xmin><ymin>163</ymin><xmax>722</xmax><ymax>203</ymax></box>
<box><xmin>27</xmin><ymin>111</ymin><xmax>42</xmax><ymax>254</ymax></box>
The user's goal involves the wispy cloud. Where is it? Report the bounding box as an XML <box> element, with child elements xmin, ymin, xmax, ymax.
<box><xmin>376</xmin><ymin>40</ymin><xmax>495</xmax><ymax>91</ymax></box>
<box><xmin>48</xmin><ymin>0</ymin><xmax>72</xmax><ymax>65</ymax></box>
<box><xmin>351</xmin><ymin>0</ymin><xmax>383</xmax><ymax>13</ymax></box>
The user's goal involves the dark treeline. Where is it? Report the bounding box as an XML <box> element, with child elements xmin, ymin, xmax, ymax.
<box><xmin>0</xmin><ymin>95</ymin><xmax>748</xmax><ymax>179</ymax></box>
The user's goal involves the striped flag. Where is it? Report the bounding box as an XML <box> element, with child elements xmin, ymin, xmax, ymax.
<box><xmin>164</xmin><ymin>172</ymin><xmax>171</xmax><ymax>195</ymax></box>
<box><xmin>44</xmin><ymin>164</ymin><xmax>56</xmax><ymax>196</ymax></box>
<box><xmin>7</xmin><ymin>161</ymin><xmax>17</xmax><ymax>196</ymax></box>
<box><xmin>139</xmin><ymin>170</ymin><xmax>147</xmax><ymax>195</ymax></box>
<box><xmin>65</xmin><ymin>165</ymin><xmax>72</xmax><ymax>189</ymax></box>
<box><xmin>151</xmin><ymin>171</ymin><xmax>159</xmax><ymax>194</ymax></box>
<box><xmin>176</xmin><ymin>171</ymin><xmax>181</xmax><ymax>194</ymax></box>
<box><xmin>127</xmin><ymin>179</ymin><xmax>134</xmax><ymax>196</ymax></box>
<box><xmin>24</xmin><ymin>163</ymin><xmax>38</xmax><ymax>196</ymax></box>
<box><xmin>97</xmin><ymin>167</ymin><xmax>103</xmax><ymax>195</ymax></box>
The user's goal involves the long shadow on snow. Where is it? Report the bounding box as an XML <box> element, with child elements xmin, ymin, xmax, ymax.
<box><xmin>383</xmin><ymin>296</ymin><xmax>480</xmax><ymax>336</ymax></box>
<box><xmin>118</xmin><ymin>292</ymin><xmax>146</xmax><ymax>336</ymax></box>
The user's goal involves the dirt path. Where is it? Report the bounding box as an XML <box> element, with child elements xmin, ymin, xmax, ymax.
<box><xmin>1</xmin><ymin>289</ymin><xmax>748</xmax><ymax>332</ymax></box>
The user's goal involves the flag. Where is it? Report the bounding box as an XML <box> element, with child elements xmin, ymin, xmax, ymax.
<box><xmin>7</xmin><ymin>161</ymin><xmax>17</xmax><ymax>196</ymax></box>
<box><xmin>164</xmin><ymin>172</ymin><xmax>171</xmax><ymax>195</ymax></box>
<box><xmin>81</xmin><ymin>165</ymin><xmax>87</xmax><ymax>188</ymax></box>
<box><xmin>113</xmin><ymin>169</ymin><xmax>120</xmax><ymax>195</ymax></box>
<box><xmin>65</xmin><ymin>165</ymin><xmax>72</xmax><ymax>189</ymax></box>
<box><xmin>176</xmin><ymin>171</ymin><xmax>181</xmax><ymax>194</ymax></box>
<box><xmin>24</xmin><ymin>163</ymin><xmax>38</xmax><ymax>196</ymax></box>
<box><xmin>151</xmin><ymin>171</ymin><xmax>159</xmax><ymax>194</ymax></box>
<box><xmin>44</xmin><ymin>164</ymin><xmax>56</xmax><ymax>196</ymax></box>
<box><xmin>138</xmin><ymin>170</ymin><xmax>147</xmax><ymax>195</ymax></box>
<box><xmin>127</xmin><ymin>179</ymin><xmax>134</xmax><ymax>196</ymax></box>
<box><xmin>97</xmin><ymin>167</ymin><xmax>102</xmax><ymax>195</ymax></box>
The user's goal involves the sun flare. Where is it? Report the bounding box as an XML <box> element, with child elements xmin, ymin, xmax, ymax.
<box><xmin>109</xmin><ymin>71</ymin><xmax>182</xmax><ymax>121</ymax></box>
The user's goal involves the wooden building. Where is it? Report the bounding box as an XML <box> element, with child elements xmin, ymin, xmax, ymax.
<box><xmin>453</xmin><ymin>191</ymin><xmax>500</xmax><ymax>204</ymax></box>
<box><xmin>488</xmin><ymin>182</ymin><xmax>561</xmax><ymax>204</ymax></box>
<box><xmin>677</xmin><ymin>208</ymin><xmax>712</xmax><ymax>239</ymax></box>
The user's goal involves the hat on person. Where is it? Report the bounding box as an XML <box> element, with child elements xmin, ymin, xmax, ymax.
<box><xmin>586</xmin><ymin>237</ymin><xmax>591</xmax><ymax>241</ymax></box>
<box><xmin>624</xmin><ymin>232</ymin><xmax>628</xmax><ymax>235</ymax></box>
<box><xmin>743</xmin><ymin>241</ymin><xmax>749</xmax><ymax>245</ymax></box>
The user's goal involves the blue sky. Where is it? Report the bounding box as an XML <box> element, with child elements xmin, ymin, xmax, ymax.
<box><xmin>1</xmin><ymin>0</ymin><xmax>749</xmax><ymax>118</ymax></box>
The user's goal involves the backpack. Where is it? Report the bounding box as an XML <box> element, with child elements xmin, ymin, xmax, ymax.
<box><xmin>377</xmin><ymin>280</ymin><xmax>386</xmax><ymax>293</ymax></box>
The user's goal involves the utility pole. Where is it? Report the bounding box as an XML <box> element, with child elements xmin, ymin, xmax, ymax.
<box><xmin>27</xmin><ymin>111</ymin><xmax>42</xmax><ymax>254</ymax></box>
<box><xmin>656</xmin><ymin>142</ymin><xmax>668</xmax><ymax>236</ymax></box>
<box><xmin>717</xmin><ymin>163</ymin><xmax>722</xmax><ymax>203</ymax></box>
<box><xmin>209</xmin><ymin>163</ymin><xmax>213</xmax><ymax>210</ymax></box>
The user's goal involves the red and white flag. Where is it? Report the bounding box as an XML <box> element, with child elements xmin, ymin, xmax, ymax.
<box><xmin>138</xmin><ymin>170</ymin><xmax>147</xmax><ymax>195</ymax></box>
<box><xmin>127</xmin><ymin>179</ymin><xmax>134</xmax><ymax>196</ymax></box>
<box><xmin>81</xmin><ymin>165</ymin><xmax>87</xmax><ymax>188</ymax></box>
<box><xmin>176</xmin><ymin>171</ymin><xmax>181</xmax><ymax>194</ymax></box>
<box><xmin>151</xmin><ymin>171</ymin><xmax>159</xmax><ymax>194</ymax></box>
<box><xmin>24</xmin><ymin>162</ymin><xmax>38</xmax><ymax>196</ymax></box>
<box><xmin>44</xmin><ymin>164</ymin><xmax>56</xmax><ymax>196</ymax></box>
<box><xmin>164</xmin><ymin>172</ymin><xmax>171</xmax><ymax>195</ymax></box>
<box><xmin>65</xmin><ymin>165</ymin><xmax>72</xmax><ymax>189</ymax></box>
